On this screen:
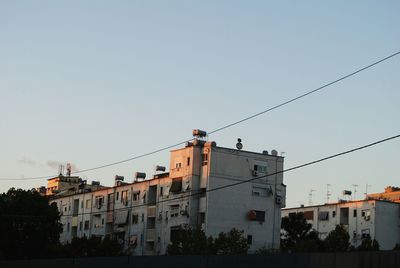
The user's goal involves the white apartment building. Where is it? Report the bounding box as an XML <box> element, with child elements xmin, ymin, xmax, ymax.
<box><xmin>50</xmin><ymin>133</ymin><xmax>286</xmax><ymax>255</ymax></box>
<box><xmin>282</xmin><ymin>199</ymin><xmax>400</xmax><ymax>250</ymax></box>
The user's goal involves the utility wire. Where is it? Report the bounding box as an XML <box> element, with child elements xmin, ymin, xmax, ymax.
<box><xmin>1</xmin><ymin>133</ymin><xmax>399</xmax><ymax>219</ymax></box>
<box><xmin>1</xmin><ymin>51</ymin><xmax>399</xmax><ymax>181</ymax></box>
<box><xmin>37</xmin><ymin>133</ymin><xmax>400</xmax><ymax>218</ymax></box>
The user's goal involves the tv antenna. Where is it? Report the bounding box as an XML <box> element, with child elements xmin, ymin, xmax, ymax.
<box><xmin>326</xmin><ymin>184</ymin><xmax>332</xmax><ymax>204</ymax></box>
<box><xmin>352</xmin><ymin>184</ymin><xmax>359</xmax><ymax>200</ymax></box>
<box><xmin>364</xmin><ymin>184</ymin><xmax>371</xmax><ymax>199</ymax></box>
<box><xmin>308</xmin><ymin>189</ymin><xmax>316</xmax><ymax>206</ymax></box>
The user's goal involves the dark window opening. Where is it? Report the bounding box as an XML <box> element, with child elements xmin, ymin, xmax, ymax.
<box><xmin>170</xmin><ymin>178</ymin><xmax>183</xmax><ymax>194</ymax></box>
<box><xmin>247</xmin><ymin>235</ymin><xmax>253</xmax><ymax>244</ymax></box>
<box><xmin>249</xmin><ymin>210</ymin><xmax>265</xmax><ymax>222</ymax></box>
<box><xmin>353</xmin><ymin>209</ymin><xmax>357</xmax><ymax>217</ymax></box>
<box><xmin>303</xmin><ymin>211</ymin><xmax>314</xmax><ymax>220</ymax></box>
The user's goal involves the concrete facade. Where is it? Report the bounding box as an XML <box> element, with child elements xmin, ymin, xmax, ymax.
<box><xmin>282</xmin><ymin>199</ymin><xmax>400</xmax><ymax>250</ymax></box>
<box><xmin>50</xmin><ymin>138</ymin><xmax>286</xmax><ymax>255</ymax></box>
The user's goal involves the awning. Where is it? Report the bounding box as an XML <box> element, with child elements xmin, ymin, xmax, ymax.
<box><xmin>114</xmin><ymin>210</ymin><xmax>129</xmax><ymax>225</ymax></box>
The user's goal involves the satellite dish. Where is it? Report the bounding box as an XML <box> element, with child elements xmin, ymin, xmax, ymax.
<box><xmin>236</xmin><ymin>138</ymin><xmax>243</xmax><ymax>150</ymax></box>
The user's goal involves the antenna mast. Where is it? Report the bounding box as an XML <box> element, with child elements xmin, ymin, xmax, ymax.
<box><xmin>326</xmin><ymin>184</ymin><xmax>331</xmax><ymax>204</ymax></box>
<box><xmin>352</xmin><ymin>184</ymin><xmax>358</xmax><ymax>200</ymax></box>
<box><xmin>308</xmin><ymin>189</ymin><xmax>316</xmax><ymax>206</ymax></box>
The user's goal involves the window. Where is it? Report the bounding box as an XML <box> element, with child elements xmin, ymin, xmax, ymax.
<box><xmin>202</xmin><ymin>153</ymin><xmax>208</xmax><ymax>166</ymax></box>
<box><xmin>187</xmin><ymin>157</ymin><xmax>190</xmax><ymax>166</ymax></box>
<box><xmin>132</xmin><ymin>214</ymin><xmax>139</xmax><ymax>224</ymax></box>
<box><xmin>116</xmin><ymin>192</ymin><xmax>119</xmax><ymax>201</ymax></box>
<box><xmin>353</xmin><ymin>209</ymin><xmax>357</xmax><ymax>217</ymax></box>
<box><xmin>160</xmin><ymin>187</ymin><xmax>164</xmax><ymax>197</ymax></box>
<box><xmin>318</xmin><ymin>211</ymin><xmax>329</xmax><ymax>221</ymax></box>
<box><xmin>132</xmin><ymin>191</ymin><xmax>140</xmax><ymax>201</ymax></box>
<box><xmin>175</xmin><ymin>162</ymin><xmax>182</xmax><ymax>169</ymax></box>
<box><xmin>303</xmin><ymin>211</ymin><xmax>314</xmax><ymax>220</ymax></box>
<box><xmin>361</xmin><ymin>229</ymin><xmax>370</xmax><ymax>239</ymax></box>
<box><xmin>170</xmin><ymin>204</ymin><xmax>180</xmax><ymax>217</ymax></box>
<box><xmin>362</xmin><ymin>210</ymin><xmax>371</xmax><ymax>221</ymax></box>
<box><xmin>332</xmin><ymin>211</ymin><xmax>336</xmax><ymax>218</ymax></box>
<box><xmin>170</xmin><ymin>226</ymin><xmax>180</xmax><ymax>242</ymax></box>
<box><xmin>169</xmin><ymin>178</ymin><xmax>183</xmax><ymax>194</ymax></box>
<box><xmin>67</xmin><ymin>222</ymin><xmax>70</xmax><ymax>232</ymax></box>
<box><xmin>252</xmin><ymin>186</ymin><xmax>268</xmax><ymax>197</ymax></box>
<box><xmin>199</xmin><ymin>212</ymin><xmax>205</xmax><ymax>224</ymax></box>
<box><xmin>81</xmin><ymin>201</ymin><xmax>84</xmax><ymax>209</ymax></box>
<box><xmin>95</xmin><ymin>196</ymin><xmax>104</xmax><ymax>209</ymax></box>
<box><xmin>107</xmin><ymin>193</ymin><xmax>114</xmax><ymax>211</ymax></box>
<box><xmin>141</xmin><ymin>213</ymin><xmax>144</xmax><ymax>222</ymax></box>
<box><xmin>288</xmin><ymin>212</ymin><xmax>297</xmax><ymax>218</ymax></box>
<box><xmin>121</xmin><ymin>190</ymin><xmax>128</xmax><ymax>205</ymax></box>
<box><xmin>199</xmin><ymin>188</ymin><xmax>206</xmax><ymax>198</ymax></box>
<box><xmin>254</xmin><ymin>164</ymin><xmax>267</xmax><ymax>173</ymax></box>
<box><xmin>85</xmin><ymin>199</ymin><xmax>91</xmax><ymax>209</ymax></box>
<box><xmin>79</xmin><ymin>221</ymin><xmax>82</xmax><ymax>231</ymax></box>
<box><xmin>93</xmin><ymin>214</ymin><xmax>102</xmax><ymax>228</ymax></box>
<box><xmin>247</xmin><ymin>235</ymin><xmax>253</xmax><ymax>245</ymax></box>
<box><xmin>248</xmin><ymin>210</ymin><xmax>265</xmax><ymax>222</ymax></box>
<box><xmin>84</xmin><ymin>220</ymin><xmax>90</xmax><ymax>230</ymax></box>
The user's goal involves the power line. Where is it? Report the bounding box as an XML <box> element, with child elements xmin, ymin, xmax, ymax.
<box><xmin>1</xmin><ymin>51</ymin><xmax>399</xmax><ymax>181</ymax></box>
<box><xmin>42</xmin><ymin>133</ymin><xmax>398</xmax><ymax>218</ymax></box>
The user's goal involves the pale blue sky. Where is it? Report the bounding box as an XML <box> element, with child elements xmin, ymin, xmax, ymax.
<box><xmin>1</xmin><ymin>1</ymin><xmax>399</xmax><ymax>207</ymax></box>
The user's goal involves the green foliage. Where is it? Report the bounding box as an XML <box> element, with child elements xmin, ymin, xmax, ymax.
<box><xmin>295</xmin><ymin>230</ymin><xmax>325</xmax><ymax>252</ymax></box>
<box><xmin>214</xmin><ymin>229</ymin><xmax>249</xmax><ymax>255</ymax></box>
<box><xmin>324</xmin><ymin>225</ymin><xmax>350</xmax><ymax>252</ymax></box>
<box><xmin>254</xmin><ymin>246</ymin><xmax>279</xmax><ymax>255</ymax></box>
<box><xmin>166</xmin><ymin>227</ymin><xmax>212</xmax><ymax>255</ymax></box>
<box><xmin>393</xmin><ymin>244</ymin><xmax>400</xmax><ymax>250</ymax></box>
<box><xmin>280</xmin><ymin>212</ymin><xmax>323</xmax><ymax>252</ymax></box>
<box><xmin>0</xmin><ymin>188</ymin><xmax>62</xmax><ymax>260</ymax></box>
<box><xmin>167</xmin><ymin>227</ymin><xmax>248</xmax><ymax>255</ymax></box>
<box><xmin>356</xmin><ymin>237</ymin><xmax>380</xmax><ymax>251</ymax></box>
<box><xmin>55</xmin><ymin>236</ymin><xmax>125</xmax><ymax>257</ymax></box>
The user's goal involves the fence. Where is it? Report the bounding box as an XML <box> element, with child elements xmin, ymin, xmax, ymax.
<box><xmin>1</xmin><ymin>251</ymin><xmax>400</xmax><ymax>268</ymax></box>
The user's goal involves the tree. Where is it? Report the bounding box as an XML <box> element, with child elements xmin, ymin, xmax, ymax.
<box><xmin>0</xmin><ymin>188</ymin><xmax>62</xmax><ymax>259</ymax></box>
<box><xmin>295</xmin><ymin>230</ymin><xmax>325</xmax><ymax>252</ymax></box>
<box><xmin>166</xmin><ymin>227</ymin><xmax>212</xmax><ymax>255</ymax></box>
<box><xmin>280</xmin><ymin>212</ymin><xmax>323</xmax><ymax>252</ymax></box>
<box><xmin>55</xmin><ymin>236</ymin><xmax>125</xmax><ymax>257</ymax></box>
<box><xmin>166</xmin><ymin>227</ymin><xmax>248</xmax><ymax>255</ymax></box>
<box><xmin>356</xmin><ymin>237</ymin><xmax>379</xmax><ymax>251</ymax></box>
<box><xmin>213</xmin><ymin>228</ymin><xmax>248</xmax><ymax>255</ymax></box>
<box><xmin>324</xmin><ymin>225</ymin><xmax>350</xmax><ymax>252</ymax></box>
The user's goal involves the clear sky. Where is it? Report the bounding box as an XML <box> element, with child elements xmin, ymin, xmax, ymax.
<box><xmin>1</xmin><ymin>1</ymin><xmax>399</xmax><ymax>207</ymax></box>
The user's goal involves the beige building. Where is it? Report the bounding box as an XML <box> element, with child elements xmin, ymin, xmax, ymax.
<box><xmin>50</xmin><ymin>131</ymin><xmax>286</xmax><ymax>255</ymax></box>
<box><xmin>368</xmin><ymin>186</ymin><xmax>400</xmax><ymax>203</ymax></box>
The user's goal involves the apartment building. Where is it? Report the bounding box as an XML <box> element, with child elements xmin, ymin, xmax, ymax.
<box><xmin>282</xmin><ymin>199</ymin><xmax>400</xmax><ymax>250</ymax></box>
<box><xmin>49</xmin><ymin>132</ymin><xmax>286</xmax><ymax>255</ymax></box>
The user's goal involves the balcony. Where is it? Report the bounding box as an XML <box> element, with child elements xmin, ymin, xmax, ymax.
<box><xmin>146</xmin><ymin>229</ymin><xmax>156</xmax><ymax>241</ymax></box>
<box><xmin>147</xmin><ymin>206</ymin><xmax>156</xmax><ymax>218</ymax></box>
